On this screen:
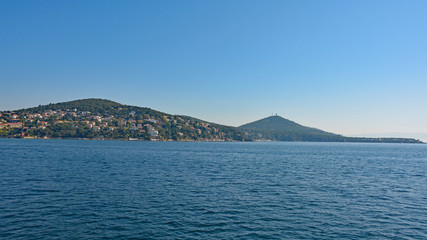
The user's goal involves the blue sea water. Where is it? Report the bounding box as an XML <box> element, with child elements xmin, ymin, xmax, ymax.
<box><xmin>0</xmin><ymin>139</ymin><xmax>426</xmax><ymax>239</ymax></box>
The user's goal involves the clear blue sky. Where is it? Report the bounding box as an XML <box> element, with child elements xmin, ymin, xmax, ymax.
<box><xmin>1</xmin><ymin>0</ymin><xmax>426</xmax><ymax>138</ymax></box>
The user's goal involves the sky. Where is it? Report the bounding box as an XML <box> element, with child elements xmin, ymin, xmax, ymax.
<box><xmin>1</xmin><ymin>0</ymin><xmax>426</xmax><ymax>140</ymax></box>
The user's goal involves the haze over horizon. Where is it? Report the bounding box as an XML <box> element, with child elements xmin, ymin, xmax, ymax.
<box><xmin>1</xmin><ymin>1</ymin><xmax>426</xmax><ymax>139</ymax></box>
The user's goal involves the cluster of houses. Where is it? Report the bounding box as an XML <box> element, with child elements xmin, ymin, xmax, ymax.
<box><xmin>0</xmin><ymin>122</ymin><xmax>23</xmax><ymax>129</ymax></box>
<box><xmin>1</xmin><ymin>108</ymin><xmax>226</xmax><ymax>140</ymax></box>
<box><xmin>0</xmin><ymin>109</ymin><xmax>162</xmax><ymax>138</ymax></box>
<box><xmin>0</xmin><ymin>113</ymin><xmax>22</xmax><ymax>129</ymax></box>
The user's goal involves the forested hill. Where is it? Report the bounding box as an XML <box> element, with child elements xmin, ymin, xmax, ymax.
<box><xmin>239</xmin><ymin>115</ymin><xmax>337</xmax><ymax>136</ymax></box>
<box><xmin>2</xmin><ymin>98</ymin><xmax>247</xmax><ymax>141</ymax></box>
<box><xmin>18</xmin><ymin>99</ymin><xmax>166</xmax><ymax>121</ymax></box>
<box><xmin>0</xmin><ymin>98</ymin><xmax>423</xmax><ymax>143</ymax></box>
<box><xmin>239</xmin><ymin>115</ymin><xmax>343</xmax><ymax>142</ymax></box>
<box><xmin>20</xmin><ymin>99</ymin><xmax>124</xmax><ymax>114</ymax></box>
<box><xmin>239</xmin><ymin>115</ymin><xmax>423</xmax><ymax>143</ymax></box>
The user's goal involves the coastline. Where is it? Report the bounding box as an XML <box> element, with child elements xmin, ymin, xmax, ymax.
<box><xmin>1</xmin><ymin>136</ymin><xmax>423</xmax><ymax>144</ymax></box>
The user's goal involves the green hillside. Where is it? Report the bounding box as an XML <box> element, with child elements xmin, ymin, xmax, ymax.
<box><xmin>239</xmin><ymin>115</ymin><xmax>337</xmax><ymax>136</ymax></box>
<box><xmin>3</xmin><ymin>99</ymin><xmax>247</xmax><ymax>141</ymax></box>
<box><xmin>0</xmin><ymin>99</ymin><xmax>423</xmax><ymax>143</ymax></box>
<box><xmin>239</xmin><ymin>115</ymin><xmax>422</xmax><ymax>143</ymax></box>
<box><xmin>239</xmin><ymin>115</ymin><xmax>343</xmax><ymax>142</ymax></box>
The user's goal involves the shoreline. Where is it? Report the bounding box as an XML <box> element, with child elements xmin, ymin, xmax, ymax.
<box><xmin>0</xmin><ymin>136</ymin><xmax>424</xmax><ymax>144</ymax></box>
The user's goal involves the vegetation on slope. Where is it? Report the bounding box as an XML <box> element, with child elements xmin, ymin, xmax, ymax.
<box><xmin>0</xmin><ymin>99</ymin><xmax>423</xmax><ymax>143</ymax></box>
<box><xmin>239</xmin><ymin>116</ymin><xmax>422</xmax><ymax>143</ymax></box>
<box><xmin>2</xmin><ymin>99</ymin><xmax>247</xmax><ymax>141</ymax></box>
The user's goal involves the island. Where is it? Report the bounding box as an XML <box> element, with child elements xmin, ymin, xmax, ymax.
<box><xmin>0</xmin><ymin>99</ymin><xmax>423</xmax><ymax>143</ymax></box>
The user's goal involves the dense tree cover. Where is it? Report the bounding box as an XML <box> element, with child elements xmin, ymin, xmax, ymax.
<box><xmin>0</xmin><ymin>128</ymin><xmax>13</xmax><ymax>137</ymax></box>
<box><xmin>241</xmin><ymin>129</ymin><xmax>422</xmax><ymax>143</ymax></box>
<box><xmin>239</xmin><ymin>116</ymin><xmax>423</xmax><ymax>143</ymax></box>
<box><xmin>239</xmin><ymin>115</ymin><xmax>338</xmax><ymax>136</ymax></box>
<box><xmin>17</xmin><ymin>98</ymin><xmax>164</xmax><ymax>120</ymax></box>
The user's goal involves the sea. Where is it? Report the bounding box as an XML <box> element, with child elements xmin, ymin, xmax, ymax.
<box><xmin>1</xmin><ymin>139</ymin><xmax>426</xmax><ymax>239</ymax></box>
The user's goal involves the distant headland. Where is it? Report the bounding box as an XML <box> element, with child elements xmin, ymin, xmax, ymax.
<box><xmin>0</xmin><ymin>99</ymin><xmax>423</xmax><ymax>143</ymax></box>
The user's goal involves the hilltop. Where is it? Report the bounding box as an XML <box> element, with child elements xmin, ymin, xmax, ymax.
<box><xmin>1</xmin><ymin>98</ymin><xmax>246</xmax><ymax>141</ymax></box>
<box><xmin>240</xmin><ymin>115</ymin><xmax>337</xmax><ymax>136</ymax></box>
<box><xmin>0</xmin><ymin>99</ymin><xmax>423</xmax><ymax>143</ymax></box>
<box><xmin>238</xmin><ymin>115</ymin><xmax>342</xmax><ymax>142</ymax></box>
<box><xmin>239</xmin><ymin>115</ymin><xmax>422</xmax><ymax>143</ymax></box>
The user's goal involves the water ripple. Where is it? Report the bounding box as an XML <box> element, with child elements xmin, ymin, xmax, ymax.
<box><xmin>1</xmin><ymin>139</ymin><xmax>426</xmax><ymax>239</ymax></box>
